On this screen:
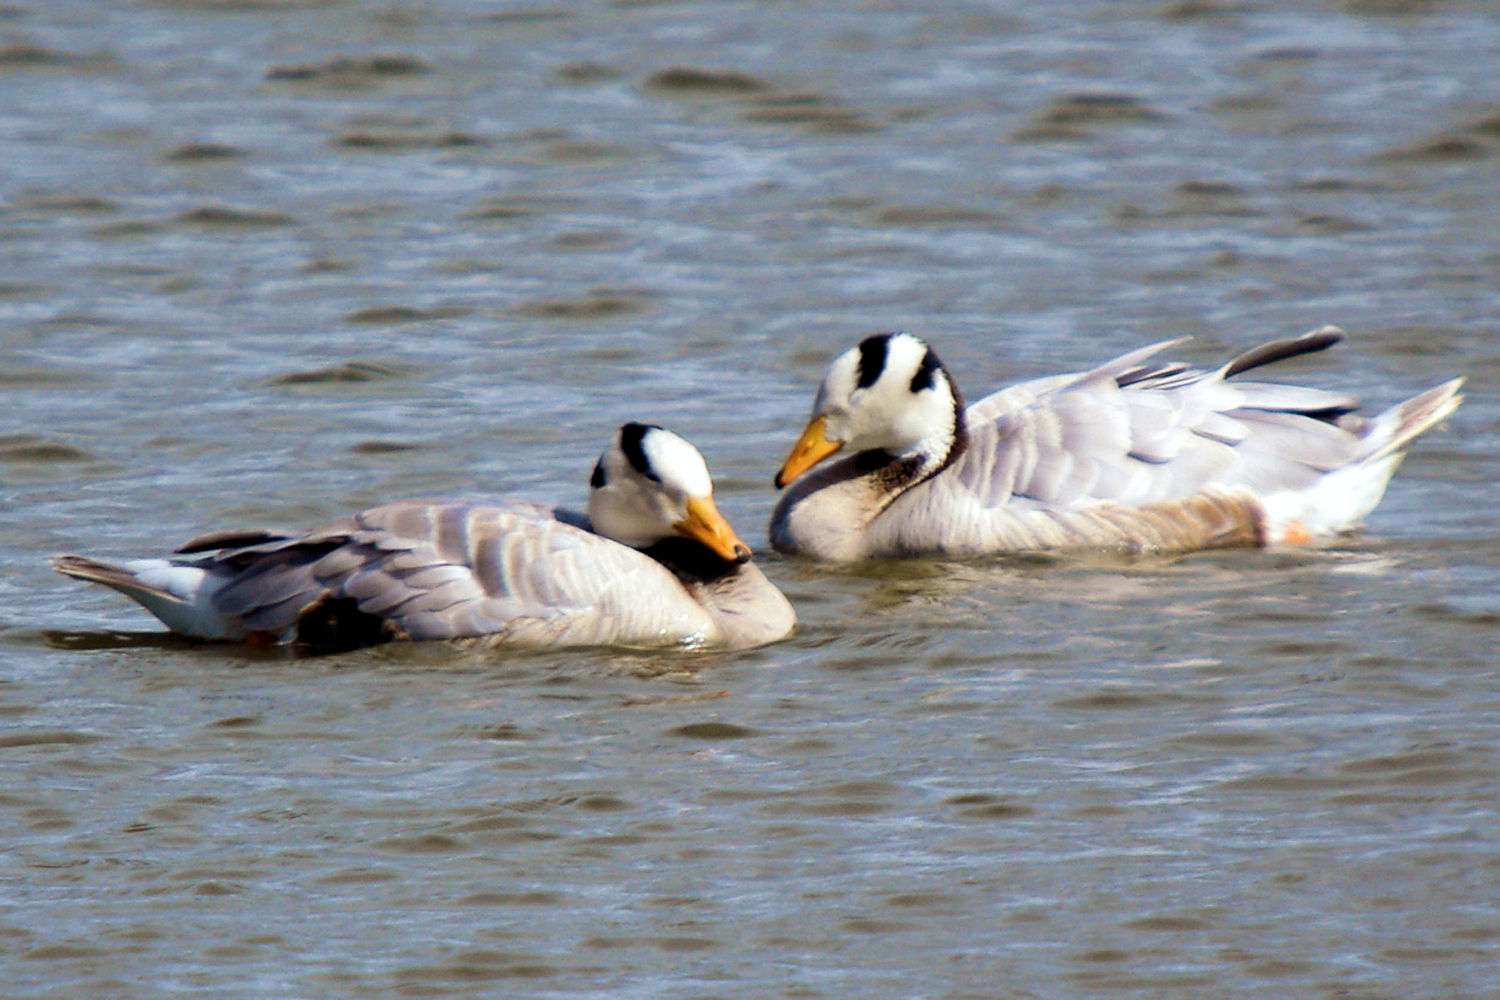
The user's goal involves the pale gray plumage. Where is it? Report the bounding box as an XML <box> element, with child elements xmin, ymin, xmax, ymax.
<box><xmin>772</xmin><ymin>327</ymin><xmax>1463</xmax><ymax>561</ymax></box>
<box><xmin>55</xmin><ymin>426</ymin><xmax>795</xmax><ymax>651</ymax></box>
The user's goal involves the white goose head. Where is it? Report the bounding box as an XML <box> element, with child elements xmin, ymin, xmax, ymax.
<box><xmin>775</xmin><ymin>333</ymin><xmax>962</xmax><ymax>489</ymax></box>
<box><xmin>588</xmin><ymin>423</ymin><xmax>752</xmax><ymax>564</ymax></box>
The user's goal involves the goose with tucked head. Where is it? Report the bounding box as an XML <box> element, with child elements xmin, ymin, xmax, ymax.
<box><xmin>588</xmin><ymin>422</ymin><xmax>748</xmax><ymax>560</ymax></box>
<box><xmin>55</xmin><ymin>423</ymin><xmax>795</xmax><ymax>650</ymax></box>
<box><xmin>771</xmin><ymin>329</ymin><xmax>1462</xmax><ymax>561</ymax></box>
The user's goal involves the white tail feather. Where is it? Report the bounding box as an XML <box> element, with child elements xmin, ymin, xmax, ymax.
<box><xmin>1260</xmin><ymin>377</ymin><xmax>1462</xmax><ymax>543</ymax></box>
<box><xmin>1361</xmin><ymin>377</ymin><xmax>1463</xmax><ymax>463</ymax></box>
<box><xmin>53</xmin><ymin>555</ymin><xmax>242</xmax><ymax>640</ymax></box>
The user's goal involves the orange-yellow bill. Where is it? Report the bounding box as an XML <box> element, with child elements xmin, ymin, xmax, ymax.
<box><xmin>774</xmin><ymin>415</ymin><xmax>842</xmax><ymax>488</ymax></box>
<box><xmin>675</xmin><ymin>495</ymin><xmax>752</xmax><ymax>563</ymax></box>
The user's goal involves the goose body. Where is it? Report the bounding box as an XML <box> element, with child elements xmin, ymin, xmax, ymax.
<box><xmin>55</xmin><ymin>425</ymin><xmax>796</xmax><ymax>651</ymax></box>
<box><xmin>771</xmin><ymin>328</ymin><xmax>1462</xmax><ymax>562</ymax></box>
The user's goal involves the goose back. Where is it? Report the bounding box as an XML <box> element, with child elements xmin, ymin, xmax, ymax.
<box><xmin>185</xmin><ymin>499</ymin><xmax>749</xmax><ymax>648</ymax></box>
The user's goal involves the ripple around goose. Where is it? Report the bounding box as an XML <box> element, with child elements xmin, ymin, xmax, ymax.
<box><xmin>771</xmin><ymin>327</ymin><xmax>1463</xmax><ymax>562</ymax></box>
<box><xmin>53</xmin><ymin>424</ymin><xmax>796</xmax><ymax>651</ymax></box>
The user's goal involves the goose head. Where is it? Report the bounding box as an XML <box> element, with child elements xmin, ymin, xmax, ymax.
<box><xmin>775</xmin><ymin>333</ymin><xmax>961</xmax><ymax>488</ymax></box>
<box><xmin>588</xmin><ymin>423</ymin><xmax>752</xmax><ymax>564</ymax></box>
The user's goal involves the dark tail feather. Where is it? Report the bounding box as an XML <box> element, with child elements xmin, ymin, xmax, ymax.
<box><xmin>1221</xmin><ymin>325</ymin><xmax>1345</xmax><ymax>380</ymax></box>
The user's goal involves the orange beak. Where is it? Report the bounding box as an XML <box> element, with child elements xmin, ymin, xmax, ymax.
<box><xmin>674</xmin><ymin>495</ymin><xmax>752</xmax><ymax>563</ymax></box>
<box><xmin>775</xmin><ymin>415</ymin><xmax>843</xmax><ymax>489</ymax></box>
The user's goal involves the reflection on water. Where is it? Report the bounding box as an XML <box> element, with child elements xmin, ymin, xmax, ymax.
<box><xmin>39</xmin><ymin>628</ymin><xmax>207</xmax><ymax>653</ymax></box>
<box><xmin>3</xmin><ymin>0</ymin><xmax>1498</xmax><ymax>996</ymax></box>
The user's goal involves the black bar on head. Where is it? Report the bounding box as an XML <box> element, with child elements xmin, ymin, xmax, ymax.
<box><xmin>910</xmin><ymin>346</ymin><xmax>942</xmax><ymax>392</ymax></box>
<box><xmin>620</xmin><ymin>422</ymin><xmax>663</xmax><ymax>482</ymax></box>
<box><xmin>856</xmin><ymin>334</ymin><xmax>891</xmax><ymax>389</ymax></box>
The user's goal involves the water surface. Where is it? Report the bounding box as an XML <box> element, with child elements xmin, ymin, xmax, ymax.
<box><xmin>3</xmin><ymin>1</ymin><xmax>1498</xmax><ymax>996</ymax></box>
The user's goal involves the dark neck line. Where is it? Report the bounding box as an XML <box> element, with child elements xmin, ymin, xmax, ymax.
<box><xmin>638</xmin><ymin>537</ymin><xmax>743</xmax><ymax>584</ymax></box>
<box><xmin>856</xmin><ymin>378</ymin><xmax>969</xmax><ymax>499</ymax></box>
<box><xmin>935</xmin><ymin>385</ymin><xmax>970</xmax><ymax>478</ymax></box>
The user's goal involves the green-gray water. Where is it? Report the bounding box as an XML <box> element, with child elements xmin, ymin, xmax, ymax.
<box><xmin>3</xmin><ymin>1</ymin><xmax>1497</xmax><ymax>996</ymax></box>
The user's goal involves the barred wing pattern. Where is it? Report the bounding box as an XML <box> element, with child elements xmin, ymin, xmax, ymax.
<box><xmin>186</xmin><ymin>500</ymin><xmax>716</xmax><ymax>647</ymax></box>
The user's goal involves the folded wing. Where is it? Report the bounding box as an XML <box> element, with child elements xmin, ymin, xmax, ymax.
<box><xmin>954</xmin><ymin>329</ymin><xmax>1365</xmax><ymax>514</ymax></box>
<box><xmin>187</xmin><ymin>500</ymin><xmax>693</xmax><ymax>644</ymax></box>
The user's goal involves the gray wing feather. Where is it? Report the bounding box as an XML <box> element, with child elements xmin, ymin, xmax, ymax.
<box><xmin>214</xmin><ymin>556</ymin><xmax>327</xmax><ymax>616</ymax></box>
<box><xmin>188</xmin><ymin>498</ymin><xmax>692</xmax><ymax>643</ymax></box>
<box><xmin>1194</xmin><ymin>411</ymin><xmax>1248</xmax><ymax>446</ymax></box>
<box><xmin>1232</xmin><ymin>381</ymin><xmax>1360</xmax><ymax>414</ymax></box>
<box><xmin>338</xmin><ymin>501</ymin><xmax>672</xmax><ymax>640</ymax></box>
<box><xmin>1231</xmin><ymin>410</ymin><xmax>1361</xmax><ymax>472</ymax></box>
<box><xmin>174</xmin><ymin>528</ymin><xmax>293</xmax><ymax>554</ymax></box>
<box><xmin>956</xmin><ymin>333</ymin><xmax>1374</xmax><ymax>513</ymax></box>
<box><xmin>240</xmin><ymin>593</ymin><xmax>312</xmax><ymax>632</ymax></box>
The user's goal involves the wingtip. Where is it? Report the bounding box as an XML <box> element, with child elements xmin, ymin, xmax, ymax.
<box><xmin>1220</xmin><ymin>326</ymin><xmax>1346</xmax><ymax>380</ymax></box>
<box><xmin>51</xmin><ymin>553</ymin><xmax>89</xmax><ymax>575</ymax></box>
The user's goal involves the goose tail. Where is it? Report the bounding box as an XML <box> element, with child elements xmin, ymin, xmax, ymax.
<box><xmin>1262</xmin><ymin>377</ymin><xmax>1463</xmax><ymax>542</ymax></box>
<box><xmin>52</xmin><ymin>554</ymin><xmax>241</xmax><ymax>640</ymax></box>
<box><xmin>1359</xmin><ymin>377</ymin><xmax>1464</xmax><ymax>464</ymax></box>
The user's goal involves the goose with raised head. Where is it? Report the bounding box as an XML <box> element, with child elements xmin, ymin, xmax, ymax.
<box><xmin>54</xmin><ymin>423</ymin><xmax>796</xmax><ymax>650</ymax></box>
<box><xmin>771</xmin><ymin>328</ymin><xmax>1462</xmax><ymax>561</ymax></box>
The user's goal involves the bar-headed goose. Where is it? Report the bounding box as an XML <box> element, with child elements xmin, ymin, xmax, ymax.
<box><xmin>54</xmin><ymin>423</ymin><xmax>795</xmax><ymax>650</ymax></box>
<box><xmin>771</xmin><ymin>328</ymin><xmax>1462</xmax><ymax>561</ymax></box>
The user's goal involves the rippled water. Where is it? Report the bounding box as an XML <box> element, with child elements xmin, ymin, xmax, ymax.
<box><xmin>4</xmin><ymin>0</ymin><xmax>1498</xmax><ymax>996</ymax></box>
